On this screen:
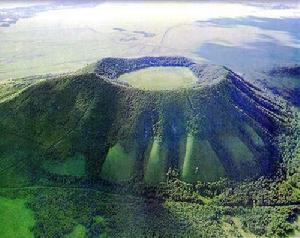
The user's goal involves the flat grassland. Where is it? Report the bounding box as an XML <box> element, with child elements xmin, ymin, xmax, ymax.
<box><xmin>0</xmin><ymin>196</ymin><xmax>35</xmax><ymax>238</ymax></box>
<box><xmin>117</xmin><ymin>67</ymin><xmax>197</xmax><ymax>90</ymax></box>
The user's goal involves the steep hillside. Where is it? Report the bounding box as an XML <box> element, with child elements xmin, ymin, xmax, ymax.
<box><xmin>0</xmin><ymin>57</ymin><xmax>288</xmax><ymax>187</ymax></box>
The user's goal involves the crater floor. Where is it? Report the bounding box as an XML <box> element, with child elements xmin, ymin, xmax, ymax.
<box><xmin>117</xmin><ymin>66</ymin><xmax>198</xmax><ymax>90</ymax></box>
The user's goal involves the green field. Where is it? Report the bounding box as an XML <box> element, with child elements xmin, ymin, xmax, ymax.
<box><xmin>117</xmin><ymin>67</ymin><xmax>197</xmax><ymax>90</ymax></box>
<box><xmin>0</xmin><ymin>196</ymin><xmax>35</xmax><ymax>238</ymax></box>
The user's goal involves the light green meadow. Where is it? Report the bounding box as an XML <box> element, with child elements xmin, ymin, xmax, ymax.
<box><xmin>117</xmin><ymin>67</ymin><xmax>197</xmax><ymax>90</ymax></box>
<box><xmin>0</xmin><ymin>196</ymin><xmax>35</xmax><ymax>238</ymax></box>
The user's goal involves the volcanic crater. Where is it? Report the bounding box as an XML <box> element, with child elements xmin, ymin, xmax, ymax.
<box><xmin>0</xmin><ymin>56</ymin><xmax>287</xmax><ymax>186</ymax></box>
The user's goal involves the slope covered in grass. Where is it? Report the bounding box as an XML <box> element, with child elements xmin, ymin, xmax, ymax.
<box><xmin>101</xmin><ymin>143</ymin><xmax>137</xmax><ymax>182</ymax></box>
<box><xmin>181</xmin><ymin>134</ymin><xmax>225</xmax><ymax>182</ymax></box>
